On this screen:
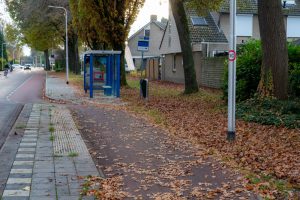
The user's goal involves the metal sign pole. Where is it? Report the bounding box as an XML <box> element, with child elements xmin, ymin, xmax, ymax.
<box><xmin>140</xmin><ymin>51</ymin><xmax>143</xmax><ymax>77</ymax></box>
<box><xmin>228</xmin><ymin>0</ymin><xmax>237</xmax><ymax>141</ymax></box>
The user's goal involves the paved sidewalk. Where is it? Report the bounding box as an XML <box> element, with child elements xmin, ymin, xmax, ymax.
<box><xmin>46</xmin><ymin>73</ymin><xmax>126</xmax><ymax>106</ymax></box>
<box><xmin>44</xmin><ymin>74</ymin><xmax>259</xmax><ymax>199</ymax></box>
<box><xmin>46</xmin><ymin>74</ymin><xmax>80</xmax><ymax>103</ymax></box>
<box><xmin>1</xmin><ymin>104</ymin><xmax>100</xmax><ymax>200</ymax></box>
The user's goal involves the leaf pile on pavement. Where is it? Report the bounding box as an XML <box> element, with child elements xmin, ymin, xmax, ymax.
<box><xmin>71</xmin><ymin>106</ymin><xmax>255</xmax><ymax>199</ymax></box>
<box><xmin>56</xmin><ymin>72</ymin><xmax>299</xmax><ymax>198</ymax></box>
<box><xmin>121</xmin><ymin>78</ymin><xmax>300</xmax><ymax>198</ymax></box>
<box><xmin>81</xmin><ymin>176</ymin><xmax>130</xmax><ymax>199</ymax></box>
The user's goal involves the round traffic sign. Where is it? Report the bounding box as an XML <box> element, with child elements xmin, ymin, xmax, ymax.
<box><xmin>228</xmin><ymin>50</ymin><xmax>236</xmax><ymax>62</ymax></box>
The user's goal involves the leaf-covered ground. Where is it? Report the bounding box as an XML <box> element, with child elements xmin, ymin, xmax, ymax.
<box><xmin>54</xmin><ymin>72</ymin><xmax>299</xmax><ymax>199</ymax></box>
<box><xmin>120</xmin><ymin>78</ymin><xmax>300</xmax><ymax>199</ymax></box>
<box><xmin>71</xmin><ymin>105</ymin><xmax>257</xmax><ymax>199</ymax></box>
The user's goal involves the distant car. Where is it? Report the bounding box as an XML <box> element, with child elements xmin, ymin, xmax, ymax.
<box><xmin>24</xmin><ymin>64</ymin><xmax>31</xmax><ymax>70</ymax></box>
<box><xmin>12</xmin><ymin>64</ymin><xmax>22</xmax><ymax>69</ymax></box>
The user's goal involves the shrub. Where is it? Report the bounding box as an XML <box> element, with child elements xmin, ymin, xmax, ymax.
<box><xmin>0</xmin><ymin>58</ymin><xmax>7</xmax><ymax>71</ymax></box>
<box><xmin>288</xmin><ymin>43</ymin><xmax>300</xmax><ymax>63</ymax></box>
<box><xmin>237</xmin><ymin>97</ymin><xmax>300</xmax><ymax>128</ymax></box>
<box><xmin>222</xmin><ymin>40</ymin><xmax>300</xmax><ymax>101</ymax></box>
<box><xmin>222</xmin><ymin>40</ymin><xmax>262</xmax><ymax>101</ymax></box>
<box><xmin>289</xmin><ymin>63</ymin><xmax>300</xmax><ymax>97</ymax></box>
<box><xmin>55</xmin><ymin>59</ymin><xmax>65</xmax><ymax>72</ymax></box>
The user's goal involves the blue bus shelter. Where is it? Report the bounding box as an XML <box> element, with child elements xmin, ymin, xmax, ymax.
<box><xmin>83</xmin><ymin>50</ymin><xmax>121</xmax><ymax>98</ymax></box>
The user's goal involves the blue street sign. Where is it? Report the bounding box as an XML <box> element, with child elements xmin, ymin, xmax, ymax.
<box><xmin>138</xmin><ymin>37</ymin><xmax>149</xmax><ymax>52</ymax></box>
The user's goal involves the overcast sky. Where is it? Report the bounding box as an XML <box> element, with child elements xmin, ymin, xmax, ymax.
<box><xmin>129</xmin><ymin>0</ymin><xmax>169</xmax><ymax>36</ymax></box>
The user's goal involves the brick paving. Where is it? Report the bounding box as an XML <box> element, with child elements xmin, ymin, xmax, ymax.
<box><xmin>46</xmin><ymin>73</ymin><xmax>126</xmax><ymax>106</ymax></box>
<box><xmin>1</xmin><ymin>104</ymin><xmax>100</xmax><ymax>200</ymax></box>
<box><xmin>46</xmin><ymin>74</ymin><xmax>79</xmax><ymax>103</ymax></box>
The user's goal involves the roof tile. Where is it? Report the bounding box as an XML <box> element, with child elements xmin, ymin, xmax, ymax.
<box><xmin>185</xmin><ymin>5</ymin><xmax>228</xmax><ymax>43</ymax></box>
<box><xmin>220</xmin><ymin>0</ymin><xmax>300</xmax><ymax>15</ymax></box>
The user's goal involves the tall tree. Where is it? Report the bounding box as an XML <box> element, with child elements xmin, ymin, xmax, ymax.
<box><xmin>257</xmin><ymin>0</ymin><xmax>288</xmax><ymax>100</ymax></box>
<box><xmin>70</xmin><ymin>0</ymin><xmax>108</xmax><ymax>49</ymax></box>
<box><xmin>23</xmin><ymin>19</ymin><xmax>59</xmax><ymax>70</ymax></box>
<box><xmin>0</xmin><ymin>30</ymin><xmax>8</xmax><ymax>70</ymax></box>
<box><xmin>169</xmin><ymin>0</ymin><xmax>198</xmax><ymax>94</ymax></box>
<box><xmin>70</xmin><ymin>0</ymin><xmax>146</xmax><ymax>86</ymax></box>
<box><xmin>6</xmin><ymin>0</ymin><xmax>80</xmax><ymax>73</ymax></box>
<box><xmin>169</xmin><ymin>0</ymin><xmax>223</xmax><ymax>94</ymax></box>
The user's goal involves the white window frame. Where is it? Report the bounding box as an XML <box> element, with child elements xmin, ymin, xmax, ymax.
<box><xmin>144</xmin><ymin>29</ymin><xmax>150</xmax><ymax>37</ymax></box>
<box><xmin>236</xmin><ymin>14</ymin><xmax>253</xmax><ymax>37</ymax></box>
<box><xmin>287</xmin><ymin>16</ymin><xmax>300</xmax><ymax>37</ymax></box>
<box><xmin>172</xmin><ymin>54</ymin><xmax>176</xmax><ymax>72</ymax></box>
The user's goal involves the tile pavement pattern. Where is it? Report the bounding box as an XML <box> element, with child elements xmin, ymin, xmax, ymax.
<box><xmin>1</xmin><ymin>104</ymin><xmax>100</xmax><ymax>200</ymax></box>
<box><xmin>51</xmin><ymin>106</ymin><xmax>89</xmax><ymax>156</ymax></box>
<box><xmin>2</xmin><ymin>105</ymin><xmax>40</xmax><ymax>199</ymax></box>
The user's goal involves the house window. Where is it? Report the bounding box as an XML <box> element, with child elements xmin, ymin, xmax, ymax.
<box><xmin>172</xmin><ymin>54</ymin><xmax>176</xmax><ymax>72</ymax></box>
<box><xmin>287</xmin><ymin>16</ymin><xmax>300</xmax><ymax>37</ymax></box>
<box><xmin>191</xmin><ymin>16</ymin><xmax>208</xmax><ymax>26</ymax></box>
<box><xmin>144</xmin><ymin>29</ymin><xmax>150</xmax><ymax>38</ymax></box>
<box><xmin>236</xmin><ymin>15</ymin><xmax>253</xmax><ymax>36</ymax></box>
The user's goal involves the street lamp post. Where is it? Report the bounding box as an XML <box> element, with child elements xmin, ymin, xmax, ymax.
<box><xmin>48</xmin><ymin>5</ymin><xmax>69</xmax><ymax>84</ymax></box>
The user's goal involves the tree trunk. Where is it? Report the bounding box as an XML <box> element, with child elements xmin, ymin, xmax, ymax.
<box><xmin>68</xmin><ymin>31</ymin><xmax>80</xmax><ymax>75</ymax></box>
<box><xmin>44</xmin><ymin>49</ymin><xmax>50</xmax><ymax>71</ymax></box>
<box><xmin>257</xmin><ymin>0</ymin><xmax>288</xmax><ymax>100</ymax></box>
<box><xmin>113</xmin><ymin>42</ymin><xmax>127</xmax><ymax>86</ymax></box>
<box><xmin>120</xmin><ymin>48</ymin><xmax>127</xmax><ymax>86</ymax></box>
<box><xmin>114</xmin><ymin>1</ymin><xmax>128</xmax><ymax>87</ymax></box>
<box><xmin>170</xmin><ymin>0</ymin><xmax>199</xmax><ymax>94</ymax></box>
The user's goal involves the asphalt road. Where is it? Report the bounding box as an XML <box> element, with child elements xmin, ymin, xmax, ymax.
<box><xmin>0</xmin><ymin>67</ymin><xmax>45</xmax><ymax>150</ymax></box>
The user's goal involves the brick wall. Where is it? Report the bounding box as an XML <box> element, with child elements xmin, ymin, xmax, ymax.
<box><xmin>199</xmin><ymin>57</ymin><xmax>226</xmax><ymax>89</ymax></box>
<box><xmin>162</xmin><ymin>53</ymin><xmax>226</xmax><ymax>89</ymax></box>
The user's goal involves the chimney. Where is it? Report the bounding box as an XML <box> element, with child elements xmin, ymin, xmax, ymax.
<box><xmin>150</xmin><ymin>15</ymin><xmax>158</xmax><ymax>22</ymax></box>
<box><xmin>161</xmin><ymin>17</ymin><xmax>168</xmax><ymax>24</ymax></box>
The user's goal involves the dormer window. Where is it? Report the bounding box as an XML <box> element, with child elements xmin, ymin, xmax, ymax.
<box><xmin>144</xmin><ymin>29</ymin><xmax>150</xmax><ymax>38</ymax></box>
<box><xmin>191</xmin><ymin>16</ymin><xmax>208</xmax><ymax>26</ymax></box>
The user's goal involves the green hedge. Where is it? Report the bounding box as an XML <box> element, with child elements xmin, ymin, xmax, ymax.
<box><xmin>237</xmin><ymin>97</ymin><xmax>300</xmax><ymax>128</ymax></box>
<box><xmin>222</xmin><ymin>40</ymin><xmax>300</xmax><ymax>101</ymax></box>
<box><xmin>55</xmin><ymin>59</ymin><xmax>66</xmax><ymax>72</ymax></box>
<box><xmin>0</xmin><ymin>58</ymin><xmax>7</xmax><ymax>71</ymax></box>
<box><xmin>222</xmin><ymin>40</ymin><xmax>262</xmax><ymax>101</ymax></box>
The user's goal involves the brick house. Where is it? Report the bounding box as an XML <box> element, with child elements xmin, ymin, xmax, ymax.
<box><xmin>128</xmin><ymin>15</ymin><xmax>167</xmax><ymax>80</ymax></box>
<box><xmin>159</xmin><ymin>0</ymin><xmax>300</xmax><ymax>89</ymax></box>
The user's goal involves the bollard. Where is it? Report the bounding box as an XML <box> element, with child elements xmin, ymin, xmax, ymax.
<box><xmin>140</xmin><ymin>79</ymin><xmax>149</xmax><ymax>100</ymax></box>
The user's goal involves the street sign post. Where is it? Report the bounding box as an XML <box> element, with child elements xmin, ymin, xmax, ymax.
<box><xmin>137</xmin><ymin>36</ymin><xmax>149</xmax><ymax>52</ymax></box>
<box><xmin>228</xmin><ymin>50</ymin><xmax>236</xmax><ymax>62</ymax></box>
<box><xmin>228</xmin><ymin>0</ymin><xmax>237</xmax><ymax>141</ymax></box>
<box><xmin>137</xmin><ymin>37</ymin><xmax>149</xmax><ymax>75</ymax></box>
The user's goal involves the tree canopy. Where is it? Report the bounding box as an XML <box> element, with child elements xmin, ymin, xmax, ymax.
<box><xmin>70</xmin><ymin>0</ymin><xmax>146</xmax><ymax>85</ymax></box>
<box><xmin>70</xmin><ymin>0</ymin><xmax>145</xmax><ymax>49</ymax></box>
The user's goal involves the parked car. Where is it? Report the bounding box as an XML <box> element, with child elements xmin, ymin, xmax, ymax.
<box><xmin>24</xmin><ymin>64</ymin><xmax>31</xmax><ymax>70</ymax></box>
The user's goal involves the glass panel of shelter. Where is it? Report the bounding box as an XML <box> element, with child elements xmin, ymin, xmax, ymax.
<box><xmin>93</xmin><ymin>55</ymin><xmax>107</xmax><ymax>89</ymax></box>
<box><xmin>84</xmin><ymin>55</ymin><xmax>90</xmax><ymax>89</ymax></box>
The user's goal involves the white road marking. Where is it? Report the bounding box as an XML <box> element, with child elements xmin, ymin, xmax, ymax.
<box><xmin>6</xmin><ymin>75</ymin><xmax>34</xmax><ymax>103</ymax></box>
